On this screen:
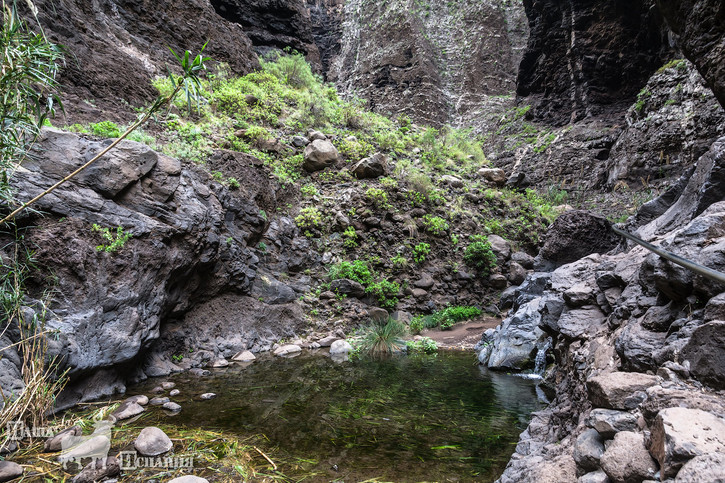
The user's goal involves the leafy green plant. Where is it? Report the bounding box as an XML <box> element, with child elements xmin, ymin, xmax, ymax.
<box><xmin>431</xmin><ymin>306</ymin><xmax>482</xmax><ymax>330</ymax></box>
<box><xmin>300</xmin><ymin>183</ymin><xmax>319</xmax><ymax>197</ymax></box>
<box><xmin>227</xmin><ymin>177</ymin><xmax>240</xmax><ymax>189</ymax></box>
<box><xmin>409</xmin><ymin>315</ymin><xmax>425</xmax><ymax>334</ymax></box>
<box><xmin>412</xmin><ymin>243</ymin><xmax>431</xmax><ymax>264</ymax></box>
<box><xmin>328</xmin><ymin>260</ymin><xmax>374</xmax><ymax>286</ymax></box>
<box><xmin>365</xmin><ymin>187</ymin><xmax>391</xmax><ymax>210</ymax></box>
<box><xmin>294</xmin><ymin>206</ymin><xmax>323</xmax><ymax>231</ymax></box>
<box><xmin>89</xmin><ymin>121</ymin><xmax>122</xmax><ymax>138</ymax></box>
<box><xmin>406</xmin><ymin>337</ymin><xmax>438</xmax><ymax>354</ymax></box>
<box><xmin>379</xmin><ymin>177</ymin><xmax>398</xmax><ymax>190</ymax></box>
<box><xmin>92</xmin><ymin>224</ymin><xmax>132</xmax><ymax>253</ymax></box>
<box><xmin>355</xmin><ymin>317</ymin><xmax>406</xmax><ymax>356</ymax></box>
<box><xmin>0</xmin><ymin>3</ymin><xmax>63</xmax><ymax>203</ymax></box>
<box><xmin>365</xmin><ymin>279</ymin><xmax>400</xmax><ymax>309</ymax></box>
<box><xmin>421</xmin><ymin>215</ymin><xmax>449</xmax><ymax>236</ymax></box>
<box><xmin>463</xmin><ymin>235</ymin><xmax>496</xmax><ymax>277</ymax></box>
<box><xmin>463</xmin><ymin>235</ymin><xmax>496</xmax><ymax>276</ymax></box>
<box><xmin>342</xmin><ymin>226</ymin><xmax>358</xmax><ymax>248</ymax></box>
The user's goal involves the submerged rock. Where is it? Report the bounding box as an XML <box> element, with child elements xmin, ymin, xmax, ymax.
<box><xmin>72</xmin><ymin>457</ymin><xmax>120</xmax><ymax>483</ymax></box>
<box><xmin>232</xmin><ymin>350</ymin><xmax>256</xmax><ymax>362</ymax></box>
<box><xmin>273</xmin><ymin>345</ymin><xmax>302</xmax><ymax>356</ymax></box>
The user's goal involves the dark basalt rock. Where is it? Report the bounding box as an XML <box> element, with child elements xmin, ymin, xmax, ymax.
<box><xmin>536</xmin><ymin>211</ymin><xmax>619</xmax><ymax>269</ymax></box>
<box><xmin>517</xmin><ymin>0</ymin><xmax>672</xmax><ymax>125</ymax></box>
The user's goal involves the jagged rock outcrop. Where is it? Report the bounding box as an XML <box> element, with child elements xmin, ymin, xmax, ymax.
<box><xmin>22</xmin><ymin>0</ymin><xmax>258</xmax><ymax>124</ymax></box>
<box><xmin>490</xmin><ymin>135</ymin><xmax>725</xmax><ymax>482</ymax></box>
<box><xmin>0</xmin><ymin>129</ymin><xmax>309</xmax><ymax>408</ymax></box>
<box><xmin>517</xmin><ymin>0</ymin><xmax>672</xmax><ymax>125</ymax></box>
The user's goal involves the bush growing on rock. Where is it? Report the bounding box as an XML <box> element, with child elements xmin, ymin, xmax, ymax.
<box><xmin>463</xmin><ymin>235</ymin><xmax>497</xmax><ymax>276</ymax></box>
<box><xmin>294</xmin><ymin>207</ymin><xmax>323</xmax><ymax>232</ymax></box>
<box><xmin>328</xmin><ymin>260</ymin><xmax>374</xmax><ymax>286</ymax></box>
<box><xmin>365</xmin><ymin>187</ymin><xmax>391</xmax><ymax>210</ymax></box>
<box><xmin>421</xmin><ymin>215</ymin><xmax>449</xmax><ymax>236</ymax></box>
<box><xmin>365</xmin><ymin>279</ymin><xmax>400</xmax><ymax>309</ymax></box>
<box><xmin>413</xmin><ymin>243</ymin><xmax>431</xmax><ymax>264</ymax></box>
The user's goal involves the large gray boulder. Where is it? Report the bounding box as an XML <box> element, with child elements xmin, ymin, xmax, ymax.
<box><xmin>303</xmin><ymin>139</ymin><xmax>339</xmax><ymax>171</ymax></box>
<box><xmin>586</xmin><ymin>372</ymin><xmax>658</xmax><ymax>410</ymax></box>
<box><xmin>487</xmin><ymin>298</ymin><xmax>547</xmax><ymax>370</ymax></box>
<box><xmin>350</xmin><ymin>153</ymin><xmax>388</xmax><ymax>178</ymax></box>
<box><xmin>680</xmin><ymin>321</ymin><xmax>725</xmax><ymax>389</ymax></box>
<box><xmin>600</xmin><ymin>431</ymin><xmax>657</xmax><ymax>483</ymax></box>
<box><xmin>649</xmin><ymin>407</ymin><xmax>725</xmax><ymax>478</ymax></box>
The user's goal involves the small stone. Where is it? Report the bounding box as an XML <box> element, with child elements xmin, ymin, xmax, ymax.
<box><xmin>573</xmin><ymin>429</ymin><xmax>605</xmax><ymax>472</ymax></box>
<box><xmin>161</xmin><ymin>382</ymin><xmax>176</xmax><ymax>390</ymax></box>
<box><xmin>150</xmin><ymin>386</ymin><xmax>164</xmax><ymax>393</ymax></box>
<box><xmin>587</xmin><ymin>372</ymin><xmax>658</xmax><ymax>410</ymax></box>
<box><xmin>368</xmin><ymin>307</ymin><xmax>389</xmax><ymax>322</ymax></box>
<box><xmin>586</xmin><ymin>409</ymin><xmax>638</xmax><ymax>438</ymax></box>
<box><xmin>577</xmin><ymin>470</ymin><xmax>610</xmax><ymax>483</ymax></box>
<box><xmin>211</xmin><ymin>359</ymin><xmax>229</xmax><ymax>368</ymax></box>
<box><xmin>44</xmin><ymin>425</ymin><xmax>82</xmax><ymax>452</ymax></box>
<box><xmin>189</xmin><ymin>368</ymin><xmax>210</xmax><ymax>377</ymax></box>
<box><xmin>511</xmin><ymin>251</ymin><xmax>535</xmax><ymax>269</ymax></box>
<box><xmin>71</xmin><ymin>457</ymin><xmax>120</xmax><ymax>483</ymax></box>
<box><xmin>507</xmin><ymin>261</ymin><xmax>527</xmax><ymax>285</ymax></box>
<box><xmin>149</xmin><ymin>397</ymin><xmax>170</xmax><ymax>406</ymax></box>
<box><xmin>0</xmin><ymin>461</ymin><xmax>24</xmax><ymax>482</ymax></box>
<box><xmin>412</xmin><ymin>288</ymin><xmax>428</xmax><ymax>298</ymax></box>
<box><xmin>58</xmin><ymin>433</ymin><xmax>112</xmax><ymax>466</ymax></box>
<box><xmin>330</xmin><ymin>278</ymin><xmax>366</xmax><ymax>298</ymax></box>
<box><xmin>273</xmin><ymin>344</ymin><xmax>302</xmax><ymax>356</ymax></box>
<box><xmin>488</xmin><ymin>274</ymin><xmax>508</xmax><ymax>289</ymax></box>
<box><xmin>649</xmin><ymin>407</ymin><xmax>725</xmax><ymax>478</ymax></box>
<box><xmin>232</xmin><ymin>350</ymin><xmax>256</xmax><ymax>362</ymax></box>
<box><xmin>163</xmin><ymin>402</ymin><xmax>182</xmax><ymax>412</ymax></box>
<box><xmin>308</xmin><ymin>130</ymin><xmax>327</xmax><ymax>141</ymax></box>
<box><xmin>291</xmin><ymin>135</ymin><xmax>309</xmax><ymax>147</ymax></box>
<box><xmin>440</xmin><ymin>174</ymin><xmax>463</xmax><ymax>188</ymax></box>
<box><xmin>303</xmin><ymin>139</ymin><xmax>339</xmax><ymax>172</ymax></box>
<box><xmin>110</xmin><ymin>401</ymin><xmax>145</xmax><ymax>421</ymax></box>
<box><xmin>317</xmin><ymin>336</ymin><xmax>337</xmax><ymax>347</ymax></box>
<box><xmin>600</xmin><ymin>431</ymin><xmax>657</xmax><ymax>483</ymax></box>
<box><xmin>0</xmin><ymin>440</ymin><xmax>17</xmax><ymax>455</ymax></box>
<box><xmin>413</xmin><ymin>273</ymin><xmax>435</xmax><ymax>289</ymax></box>
<box><xmin>169</xmin><ymin>389</ymin><xmax>180</xmax><ymax>397</ymax></box>
<box><xmin>126</xmin><ymin>395</ymin><xmax>149</xmax><ymax>406</ymax></box>
<box><xmin>135</xmin><ymin>427</ymin><xmax>173</xmax><ymax>456</ymax></box>
<box><xmin>330</xmin><ymin>340</ymin><xmax>353</xmax><ymax>355</ymax></box>
<box><xmin>200</xmin><ymin>393</ymin><xmax>217</xmax><ymax>400</ymax></box>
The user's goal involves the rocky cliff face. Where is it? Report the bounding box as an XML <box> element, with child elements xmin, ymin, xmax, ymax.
<box><xmin>1</xmin><ymin>129</ymin><xmax>315</xmax><ymax>408</ymax></box>
<box><xmin>329</xmin><ymin>0</ymin><xmax>528</xmax><ymax>127</ymax></box>
<box><xmin>517</xmin><ymin>0</ymin><xmax>672</xmax><ymax>125</ymax></box>
<box><xmin>23</xmin><ymin>0</ymin><xmax>259</xmax><ymax>124</ymax></box>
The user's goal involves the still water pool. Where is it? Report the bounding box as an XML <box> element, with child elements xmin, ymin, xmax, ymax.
<box><xmin>128</xmin><ymin>351</ymin><xmax>542</xmax><ymax>482</ymax></box>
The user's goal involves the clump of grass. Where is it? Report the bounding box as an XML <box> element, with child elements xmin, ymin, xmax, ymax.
<box><xmin>356</xmin><ymin>317</ymin><xmax>406</xmax><ymax>356</ymax></box>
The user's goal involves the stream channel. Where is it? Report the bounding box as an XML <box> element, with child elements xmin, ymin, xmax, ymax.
<box><xmin>127</xmin><ymin>350</ymin><xmax>543</xmax><ymax>482</ymax></box>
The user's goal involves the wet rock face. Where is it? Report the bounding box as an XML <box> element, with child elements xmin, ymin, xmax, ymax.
<box><xmin>517</xmin><ymin>0</ymin><xmax>671</xmax><ymax>125</ymax></box>
<box><xmin>24</xmin><ymin>0</ymin><xmax>258</xmax><ymax>124</ymax></box>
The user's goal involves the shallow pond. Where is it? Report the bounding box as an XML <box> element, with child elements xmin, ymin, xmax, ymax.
<box><xmin>128</xmin><ymin>351</ymin><xmax>542</xmax><ymax>482</ymax></box>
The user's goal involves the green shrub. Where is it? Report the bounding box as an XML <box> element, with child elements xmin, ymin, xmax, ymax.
<box><xmin>300</xmin><ymin>183</ymin><xmax>319</xmax><ymax>197</ymax></box>
<box><xmin>342</xmin><ymin>226</ymin><xmax>358</xmax><ymax>248</ymax></box>
<box><xmin>409</xmin><ymin>316</ymin><xmax>425</xmax><ymax>334</ymax></box>
<box><xmin>365</xmin><ymin>187</ymin><xmax>390</xmax><ymax>210</ymax></box>
<box><xmin>365</xmin><ymin>279</ymin><xmax>400</xmax><ymax>309</ymax></box>
<box><xmin>294</xmin><ymin>207</ymin><xmax>323</xmax><ymax>231</ymax></box>
<box><xmin>90</xmin><ymin>120</ymin><xmax>122</xmax><ymax>138</ymax></box>
<box><xmin>379</xmin><ymin>177</ymin><xmax>398</xmax><ymax>190</ymax></box>
<box><xmin>406</xmin><ymin>337</ymin><xmax>438</xmax><ymax>354</ymax></box>
<box><xmin>227</xmin><ymin>177</ymin><xmax>240</xmax><ymax>189</ymax></box>
<box><xmin>421</xmin><ymin>215</ymin><xmax>449</xmax><ymax>236</ymax></box>
<box><xmin>431</xmin><ymin>306</ymin><xmax>482</xmax><ymax>330</ymax></box>
<box><xmin>391</xmin><ymin>253</ymin><xmax>408</xmax><ymax>270</ymax></box>
<box><xmin>412</xmin><ymin>243</ymin><xmax>430</xmax><ymax>264</ymax></box>
<box><xmin>337</xmin><ymin>136</ymin><xmax>374</xmax><ymax>163</ymax></box>
<box><xmin>356</xmin><ymin>317</ymin><xmax>406</xmax><ymax>355</ymax></box>
<box><xmin>92</xmin><ymin>224</ymin><xmax>132</xmax><ymax>253</ymax></box>
<box><xmin>463</xmin><ymin>235</ymin><xmax>497</xmax><ymax>276</ymax></box>
<box><xmin>328</xmin><ymin>260</ymin><xmax>374</xmax><ymax>286</ymax></box>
